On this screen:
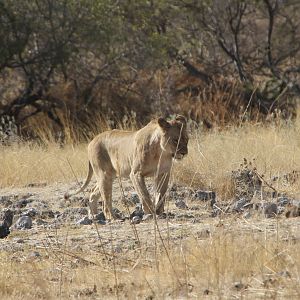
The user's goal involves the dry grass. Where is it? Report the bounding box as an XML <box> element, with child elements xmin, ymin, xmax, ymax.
<box><xmin>2</xmin><ymin>117</ymin><xmax>300</xmax><ymax>196</ymax></box>
<box><xmin>0</xmin><ymin>219</ymin><xmax>299</xmax><ymax>299</ymax></box>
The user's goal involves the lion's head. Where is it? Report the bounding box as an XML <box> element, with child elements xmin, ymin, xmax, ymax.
<box><xmin>158</xmin><ymin>115</ymin><xmax>189</xmax><ymax>160</ymax></box>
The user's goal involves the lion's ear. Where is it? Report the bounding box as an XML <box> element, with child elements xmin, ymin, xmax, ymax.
<box><xmin>175</xmin><ymin>115</ymin><xmax>187</xmax><ymax>126</ymax></box>
<box><xmin>158</xmin><ymin>117</ymin><xmax>171</xmax><ymax>130</ymax></box>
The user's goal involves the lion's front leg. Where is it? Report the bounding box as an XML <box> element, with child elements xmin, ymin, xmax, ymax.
<box><xmin>154</xmin><ymin>172</ymin><xmax>170</xmax><ymax>215</ymax></box>
<box><xmin>130</xmin><ymin>171</ymin><xmax>155</xmax><ymax>215</ymax></box>
<box><xmin>88</xmin><ymin>185</ymin><xmax>101</xmax><ymax>219</ymax></box>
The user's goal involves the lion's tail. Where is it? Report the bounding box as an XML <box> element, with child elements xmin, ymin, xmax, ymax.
<box><xmin>64</xmin><ymin>162</ymin><xmax>93</xmax><ymax>199</ymax></box>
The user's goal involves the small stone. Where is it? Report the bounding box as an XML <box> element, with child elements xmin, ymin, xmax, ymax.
<box><xmin>22</xmin><ymin>207</ymin><xmax>38</xmax><ymax>218</ymax></box>
<box><xmin>76</xmin><ymin>216</ymin><xmax>92</xmax><ymax>225</ymax></box>
<box><xmin>14</xmin><ymin>216</ymin><xmax>32</xmax><ymax>229</ymax></box>
<box><xmin>131</xmin><ymin>216</ymin><xmax>141</xmax><ymax>224</ymax></box>
<box><xmin>263</xmin><ymin>203</ymin><xmax>277</xmax><ymax>218</ymax></box>
<box><xmin>231</xmin><ymin>198</ymin><xmax>250</xmax><ymax>212</ymax></box>
<box><xmin>285</xmin><ymin>205</ymin><xmax>300</xmax><ymax>218</ymax></box>
<box><xmin>277</xmin><ymin>197</ymin><xmax>291</xmax><ymax>207</ymax></box>
<box><xmin>233</xmin><ymin>282</ymin><xmax>247</xmax><ymax>291</ymax></box>
<box><xmin>130</xmin><ymin>206</ymin><xmax>144</xmax><ymax>219</ymax></box>
<box><xmin>193</xmin><ymin>190</ymin><xmax>216</xmax><ymax>201</ymax></box>
<box><xmin>112</xmin><ymin>207</ymin><xmax>124</xmax><ymax>220</ymax></box>
<box><xmin>175</xmin><ymin>200</ymin><xmax>188</xmax><ymax>209</ymax></box>
<box><xmin>129</xmin><ymin>192</ymin><xmax>140</xmax><ymax>204</ymax></box>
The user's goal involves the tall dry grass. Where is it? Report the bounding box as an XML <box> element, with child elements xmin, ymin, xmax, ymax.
<box><xmin>2</xmin><ymin>116</ymin><xmax>300</xmax><ymax>198</ymax></box>
<box><xmin>0</xmin><ymin>224</ymin><xmax>299</xmax><ymax>299</ymax></box>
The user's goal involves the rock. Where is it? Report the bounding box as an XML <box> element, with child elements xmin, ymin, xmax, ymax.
<box><xmin>1</xmin><ymin>209</ymin><xmax>14</xmax><ymax>227</ymax></box>
<box><xmin>130</xmin><ymin>206</ymin><xmax>144</xmax><ymax>220</ymax></box>
<box><xmin>93</xmin><ymin>212</ymin><xmax>106</xmax><ymax>223</ymax></box>
<box><xmin>22</xmin><ymin>207</ymin><xmax>38</xmax><ymax>218</ymax></box>
<box><xmin>277</xmin><ymin>196</ymin><xmax>291</xmax><ymax>207</ymax></box>
<box><xmin>285</xmin><ymin>205</ymin><xmax>300</xmax><ymax>218</ymax></box>
<box><xmin>76</xmin><ymin>216</ymin><xmax>92</xmax><ymax>225</ymax></box>
<box><xmin>193</xmin><ymin>190</ymin><xmax>216</xmax><ymax>202</ymax></box>
<box><xmin>263</xmin><ymin>203</ymin><xmax>277</xmax><ymax>218</ymax></box>
<box><xmin>13</xmin><ymin>199</ymin><xmax>30</xmax><ymax>209</ymax></box>
<box><xmin>128</xmin><ymin>192</ymin><xmax>140</xmax><ymax>204</ymax></box>
<box><xmin>158</xmin><ymin>212</ymin><xmax>175</xmax><ymax>219</ymax></box>
<box><xmin>112</xmin><ymin>207</ymin><xmax>124</xmax><ymax>220</ymax></box>
<box><xmin>0</xmin><ymin>224</ymin><xmax>10</xmax><ymax>238</ymax></box>
<box><xmin>231</xmin><ymin>198</ymin><xmax>251</xmax><ymax>212</ymax></box>
<box><xmin>0</xmin><ymin>196</ymin><xmax>13</xmax><ymax>207</ymax></box>
<box><xmin>175</xmin><ymin>200</ymin><xmax>188</xmax><ymax>209</ymax></box>
<box><xmin>131</xmin><ymin>216</ymin><xmax>141</xmax><ymax>224</ymax></box>
<box><xmin>14</xmin><ymin>216</ymin><xmax>32</xmax><ymax>229</ymax></box>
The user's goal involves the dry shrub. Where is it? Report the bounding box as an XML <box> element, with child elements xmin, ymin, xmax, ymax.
<box><xmin>174</xmin><ymin>73</ymin><xmax>297</xmax><ymax>128</ymax></box>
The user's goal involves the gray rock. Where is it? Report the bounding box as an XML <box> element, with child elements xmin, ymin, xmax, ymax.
<box><xmin>129</xmin><ymin>192</ymin><xmax>140</xmax><ymax>204</ymax></box>
<box><xmin>112</xmin><ymin>207</ymin><xmax>124</xmax><ymax>220</ymax></box>
<box><xmin>193</xmin><ymin>190</ymin><xmax>216</xmax><ymax>201</ymax></box>
<box><xmin>175</xmin><ymin>200</ymin><xmax>188</xmax><ymax>209</ymax></box>
<box><xmin>22</xmin><ymin>207</ymin><xmax>38</xmax><ymax>218</ymax></box>
<box><xmin>130</xmin><ymin>206</ymin><xmax>144</xmax><ymax>219</ymax></box>
<box><xmin>93</xmin><ymin>212</ymin><xmax>106</xmax><ymax>222</ymax></box>
<box><xmin>13</xmin><ymin>198</ymin><xmax>32</xmax><ymax>209</ymax></box>
<box><xmin>263</xmin><ymin>203</ymin><xmax>278</xmax><ymax>218</ymax></box>
<box><xmin>231</xmin><ymin>198</ymin><xmax>251</xmax><ymax>212</ymax></box>
<box><xmin>277</xmin><ymin>197</ymin><xmax>291</xmax><ymax>207</ymax></box>
<box><xmin>15</xmin><ymin>216</ymin><xmax>32</xmax><ymax>229</ymax></box>
<box><xmin>0</xmin><ymin>196</ymin><xmax>13</xmax><ymax>207</ymax></box>
<box><xmin>131</xmin><ymin>216</ymin><xmax>141</xmax><ymax>224</ymax></box>
<box><xmin>76</xmin><ymin>216</ymin><xmax>92</xmax><ymax>225</ymax></box>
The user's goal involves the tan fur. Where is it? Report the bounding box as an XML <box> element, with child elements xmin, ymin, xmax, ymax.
<box><xmin>69</xmin><ymin>115</ymin><xmax>189</xmax><ymax>220</ymax></box>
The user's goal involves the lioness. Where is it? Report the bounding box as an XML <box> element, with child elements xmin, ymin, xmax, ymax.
<box><xmin>68</xmin><ymin>115</ymin><xmax>188</xmax><ymax>220</ymax></box>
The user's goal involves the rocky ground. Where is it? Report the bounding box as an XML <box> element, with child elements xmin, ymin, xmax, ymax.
<box><xmin>1</xmin><ymin>170</ymin><xmax>299</xmax><ymax>252</ymax></box>
<box><xmin>1</xmin><ymin>171</ymin><xmax>300</xmax><ymax>299</ymax></box>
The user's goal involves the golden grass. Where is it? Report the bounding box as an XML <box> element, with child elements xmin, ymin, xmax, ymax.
<box><xmin>2</xmin><ymin>118</ymin><xmax>300</xmax><ymax>198</ymax></box>
<box><xmin>0</xmin><ymin>221</ymin><xmax>299</xmax><ymax>299</ymax></box>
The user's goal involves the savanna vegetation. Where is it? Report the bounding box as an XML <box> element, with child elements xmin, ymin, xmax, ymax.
<box><xmin>0</xmin><ymin>0</ymin><xmax>299</xmax><ymax>143</ymax></box>
<box><xmin>1</xmin><ymin>1</ymin><xmax>300</xmax><ymax>299</ymax></box>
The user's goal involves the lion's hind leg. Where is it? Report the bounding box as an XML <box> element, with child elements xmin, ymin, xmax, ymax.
<box><xmin>94</xmin><ymin>173</ymin><xmax>114</xmax><ymax>221</ymax></box>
